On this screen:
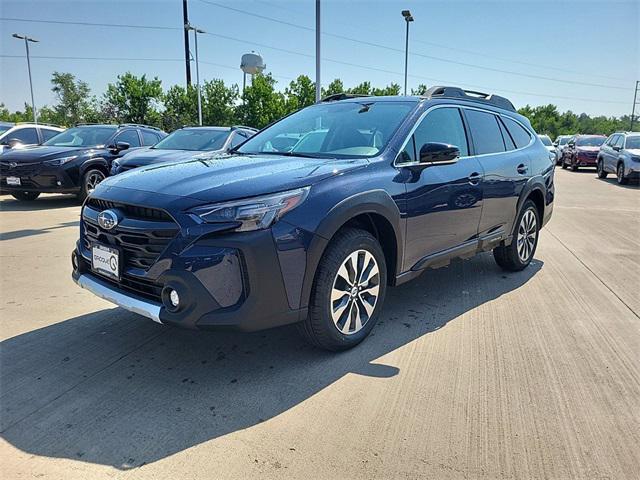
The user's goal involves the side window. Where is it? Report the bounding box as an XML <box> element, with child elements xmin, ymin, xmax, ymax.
<box><xmin>41</xmin><ymin>128</ymin><xmax>61</xmax><ymax>142</ymax></box>
<box><xmin>465</xmin><ymin>110</ymin><xmax>505</xmax><ymax>155</ymax></box>
<box><xmin>230</xmin><ymin>133</ymin><xmax>246</xmax><ymax>148</ymax></box>
<box><xmin>412</xmin><ymin>107</ymin><xmax>469</xmax><ymax>157</ymax></box>
<box><xmin>141</xmin><ymin>131</ymin><xmax>159</xmax><ymax>146</ymax></box>
<box><xmin>497</xmin><ymin>118</ymin><xmax>516</xmax><ymax>150</ymax></box>
<box><xmin>606</xmin><ymin>135</ymin><xmax>617</xmax><ymax>146</ymax></box>
<box><xmin>114</xmin><ymin>129</ymin><xmax>141</xmax><ymax>148</ymax></box>
<box><xmin>502</xmin><ymin>116</ymin><xmax>532</xmax><ymax>149</ymax></box>
<box><xmin>614</xmin><ymin>135</ymin><xmax>625</xmax><ymax>149</ymax></box>
<box><xmin>397</xmin><ymin>136</ymin><xmax>416</xmax><ymax>164</ymax></box>
<box><xmin>9</xmin><ymin>127</ymin><xmax>39</xmax><ymax>145</ymax></box>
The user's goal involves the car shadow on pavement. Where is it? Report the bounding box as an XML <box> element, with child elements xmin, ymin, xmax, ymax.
<box><xmin>0</xmin><ymin>194</ymin><xmax>79</xmax><ymax>212</ymax></box>
<box><xmin>0</xmin><ymin>221</ymin><xmax>79</xmax><ymax>241</ymax></box>
<box><xmin>0</xmin><ymin>253</ymin><xmax>542</xmax><ymax>470</ymax></box>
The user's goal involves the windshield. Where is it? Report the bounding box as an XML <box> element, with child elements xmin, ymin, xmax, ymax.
<box><xmin>153</xmin><ymin>128</ymin><xmax>229</xmax><ymax>151</ymax></box>
<box><xmin>44</xmin><ymin>126</ymin><xmax>117</xmax><ymax>147</ymax></box>
<box><xmin>558</xmin><ymin>137</ymin><xmax>569</xmax><ymax>145</ymax></box>
<box><xmin>0</xmin><ymin>125</ymin><xmax>12</xmax><ymax>136</ymax></box>
<box><xmin>236</xmin><ymin>101</ymin><xmax>415</xmax><ymax>158</ymax></box>
<box><xmin>625</xmin><ymin>136</ymin><xmax>640</xmax><ymax>149</ymax></box>
<box><xmin>539</xmin><ymin>135</ymin><xmax>552</xmax><ymax>146</ymax></box>
<box><xmin>576</xmin><ymin>136</ymin><xmax>606</xmax><ymax>147</ymax></box>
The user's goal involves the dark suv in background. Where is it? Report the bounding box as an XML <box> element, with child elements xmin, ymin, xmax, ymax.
<box><xmin>0</xmin><ymin>123</ymin><xmax>166</xmax><ymax>201</ymax></box>
<box><xmin>111</xmin><ymin>125</ymin><xmax>256</xmax><ymax>175</ymax></box>
<box><xmin>597</xmin><ymin>132</ymin><xmax>640</xmax><ymax>184</ymax></box>
<box><xmin>72</xmin><ymin>86</ymin><xmax>554</xmax><ymax>351</ymax></box>
<box><xmin>561</xmin><ymin>134</ymin><xmax>606</xmax><ymax>171</ymax></box>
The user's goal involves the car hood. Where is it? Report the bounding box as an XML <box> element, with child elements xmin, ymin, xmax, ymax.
<box><xmin>626</xmin><ymin>148</ymin><xmax>640</xmax><ymax>156</ymax></box>
<box><xmin>98</xmin><ymin>154</ymin><xmax>369</xmax><ymax>203</ymax></box>
<box><xmin>0</xmin><ymin>145</ymin><xmax>98</xmax><ymax>162</ymax></box>
<box><xmin>118</xmin><ymin>148</ymin><xmax>207</xmax><ymax>167</ymax></box>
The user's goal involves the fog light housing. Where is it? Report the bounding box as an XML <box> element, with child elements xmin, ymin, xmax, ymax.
<box><xmin>71</xmin><ymin>250</ymin><xmax>79</xmax><ymax>272</ymax></box>
<box><xmin>162</xmin><ymin>287</ymin><xmax>182</xmax><ymax>312</ymax></box>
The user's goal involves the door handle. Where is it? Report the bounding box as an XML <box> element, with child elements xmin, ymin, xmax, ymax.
<box><xmin>517</xmin><ymin>163</ymin><xmax>528</xmax><ymax>174</ymax></box>
<box><xmin>468</xmin><ymin>172</ymin><xmax>481</xmax><ymax>185</ymax></box>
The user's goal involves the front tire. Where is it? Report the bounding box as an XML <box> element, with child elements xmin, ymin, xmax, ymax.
<box><xmin>571</xmin><ymin>159</ymin><xmax>579</xmax><ymax>171</ymax></box>
<box><xmin>597</xmin><ymin>160</ymin><xmax>608</xmax><ymax>178</ymax></box>
<box><xmin>617</xmin><ymin>163</ymin><xmax>629</xmax><ymax>185</ymax></box>
<box><xmin>493</xmin><ymin>200</ymin><xmax>540</xmax><ymax>272</ymax></box>
<box><xmin>77</xmin><ymin>168</ymin><xmax>106</xmax><ymax>202</ymax></box>
<box><xmin>11</xmin><ymin>191</ymin><xmax>40</xmax><ymax>201</ymax></box>
<box><xmin>298</xmin><ymin>228</ymin><xmax>387</xmax><ymax>351</ymax></box>
<box><xmin>561</xmin><ymin>158</ymin><xmax>568</xmax><ymax>169</ymax></box>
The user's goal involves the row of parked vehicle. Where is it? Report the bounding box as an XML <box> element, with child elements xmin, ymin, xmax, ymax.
<box><xmin>0</xmin><ymin>123</ymin><xmax>257</xmax><ymax>201</ymax></box>
<box><xmin>537</xmin><ymin>132</ymin><xmax>639</xmax><ymax>184</ymax></box>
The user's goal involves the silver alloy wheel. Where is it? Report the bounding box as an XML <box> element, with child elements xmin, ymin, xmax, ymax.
<box><xmin>516</xmin><ymin>209</ymin><xmax>537</xmax><ymax>263</ymax></box>
<box><xmin>86</xmin><ymin>171</ymin><xmax>105</xmax><ymax>194</ymax></box>
<box><xmin>330</xmin><ymin>249</ymin><xmax>380</xmax><ymax>335</ymax></box>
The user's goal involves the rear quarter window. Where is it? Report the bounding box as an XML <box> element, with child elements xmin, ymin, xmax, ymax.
<box><xmin>502</xmin><ymin>117</ymin><xmax>532</xmax><ymax>149</ymax></box>
<box><xmin>465</xmin><ymin>110</ymin><xmax>505</xmax><ymax>155</ymax></box>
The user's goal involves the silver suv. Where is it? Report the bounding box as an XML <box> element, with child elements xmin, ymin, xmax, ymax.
<box><xmin>0</xmin><ymin>122</ymin><xmax>64</xmax><ymax>154</ymax></box>
<box><xmin>597</xmin><ymin>132</ymin><xmax>640</xmax><ymax>184</ymax></box>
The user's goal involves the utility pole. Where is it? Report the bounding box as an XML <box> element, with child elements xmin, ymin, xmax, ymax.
<box><xmin>631</xmin><ymin>80</ymin><xmax>639</xmax><ymax>131</ymax></box>
<box><xmin>315</xmin><ymin>0</ymin><xmax>321</xmax><ymax>102</ymax></box>
<box><xmin>186</xmin><ymin>24</ymin><xmax>205</xmax><ymax>126</ymax></box>
<box><xmin>12</xmin><ymin>33</ymin><xmax>38</xmax><ymax>124</ymax></box>
<box><xmin>401</xmin><ymin>10</ymin><xmax>414</xmax><ymax>96</ymax></box>
<box><xmin>183</xmin><ymin>0</ymin><xmax>192</xmax><ymax>87</ymax></box>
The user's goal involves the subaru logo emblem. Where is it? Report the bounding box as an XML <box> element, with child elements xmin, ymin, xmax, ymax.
<box><xmin>97</xmin><ymin>210</ymin><xmax>119</xmax><ymax>230</ymax></box>
<box><xmin>9</xmin><ymin>162</ymin><xmax>17</xmax><ymax>169</ymax></box>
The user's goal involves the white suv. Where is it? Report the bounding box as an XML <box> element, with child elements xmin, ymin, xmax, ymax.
<box><xmin>0</xmin><ymin>123</ymin><xmax>64</xmax><ymax>154</ymax></box>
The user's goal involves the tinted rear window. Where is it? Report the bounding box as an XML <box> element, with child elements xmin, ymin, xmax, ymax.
<box><xmin>465</xmin><ymin>110</ymin><xmax>505</xmax><ymax>155</ymax></box>
<box><xmin>576</xmin><ymin>136</ymin><xmax>605</xmax><ymax>147</ymax></box>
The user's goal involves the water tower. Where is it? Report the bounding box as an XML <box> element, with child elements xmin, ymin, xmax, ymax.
<box><xmin>240</xmin><ymin>51</ymin><xmax>266</xmax><ymax>93</ymax></box>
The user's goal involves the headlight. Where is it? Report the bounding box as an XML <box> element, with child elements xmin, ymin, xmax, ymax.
<box><xmin>631</xmin><ymin>156</ymin><xmax>640</xmax><ymax>163</ymax></box>
<box><xmin>189</xmin><ymin>187</ymin><xmax>310</xmax><ymax>232</ymax></box>
<box><xmin>44</xmin><ymin>155</ymin><xmax>77</xmax><ymax>166</ymax></box>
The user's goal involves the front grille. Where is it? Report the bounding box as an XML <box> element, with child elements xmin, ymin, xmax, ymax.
<box><xmin>0</xmin><ymin>162</ymin><xmax>41</xmax><ymax>176</ymax></box>
<box><xmin>87</xmin><ymin>198</ymin><xmax>173</xmax><ymax>222</ymax></box>
<box><xmin>91</xmin><ymin>269</ymin><xmax>163</xmax><ymax>302</ymax></box>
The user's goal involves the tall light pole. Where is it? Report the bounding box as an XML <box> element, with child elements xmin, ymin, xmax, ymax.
<box><xmin>12</xmin><ymin>33</ymin><xmax>38</xmax><ymax>123</ymax></box>
<box><xmin>631</xmin><ymin>80</ymin><xmax>639</xmax><ymax>131</ymax></box>
<box><xmin>401</xmin><ymin>10</ymin><xmax>414</xmax><ymax>96</ymax></box>
<box><xmin>315</xmin><ymin>0</ymin><xmax>321</xmax><ymax>102</ymax></box>
<box><xmin>186</xmin><ymin>24</ymin><xmax>205</xmax><ymax>126</ymax></box>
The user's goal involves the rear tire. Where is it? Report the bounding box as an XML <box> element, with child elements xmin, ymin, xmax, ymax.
<box><xmin>77</xmin><ymin>168</ymin><xmax>106</xmax><ymax>202</ymax></box>
<box><xmin>298</xmin><ymin>228</ymin><xmax>387</xmax><ymax>351</ymax></box>
<box><xmin>561</xmin><ymin>159</ymin><xmax>567</xmax><ymax>169</ymax></box>
<box><xmin>617</xmin><ymin>163</ymin><xmax>629</xmax><ymax>185</ymax></box>
<box><xmin>493</xmin><ymin>200</ymin><xmax>540</xmax><ymax>272</ymax></box>
<box><xmin>597</xmin><ymin>160</ymin><xmax>608</xmax><ymax>179</ymax></box>
<box><xmin>11</xmin><ymin>191</ymin><xmax>40</xmax><ymax>201</ymax></box>
<box><xmin>571</xmin><ymin>159</ymin><xmax>578</xmax><ymax>171</ymax></box>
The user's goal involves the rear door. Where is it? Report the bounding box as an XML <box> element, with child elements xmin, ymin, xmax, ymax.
<box><xmin>400</xmin><ymin>106</ymin><xmax>484</xmax><ymax>270</ymax></box>
<box><xmin>464</xmin><ymin>109</ymin><xmax>531</xmax><ymax>239</ymax></box>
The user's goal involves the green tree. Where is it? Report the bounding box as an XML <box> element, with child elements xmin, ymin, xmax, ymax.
<box><xmin>162</xmin><ymin>84</ymin><xmax>198</xmax><ymax>131</ymax></box>
<box><xmin>236</xmin><ymin>73</ymin><xmax>285</xmax><ymax>128</ymax></box>
<box><xmin>411</xmin><ymin>84</ymin><xmax>429</xmax><ymax>95</ymax></box>
<box><xmin>201</xmin><ymin>79</ymin><xmax>239</xmax><ymax>126</ymax></box>
<box><xmin>50</xmin><ymin>72</ymin><xmax>100</xmax><ymax>126</ymax></box>
<box><xmin>102</xmin><ymin>72</ymin><xmax>163</xmax><ymax>125</ymax></box>
<box><xmin>322</xmin><ymin>78</ymin><xmax>344</xmax><ymax>97</ymax></box>
<box><xmin>284</xmin><ymin>75</ymin><xmax>316</xmax><ymax>113</ymax></box>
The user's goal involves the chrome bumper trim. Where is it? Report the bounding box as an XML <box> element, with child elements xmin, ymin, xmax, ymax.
<box><xmin>74</xmin><ymin>273</ymin><xmax>162</xmax><ymax>324</ymax></box>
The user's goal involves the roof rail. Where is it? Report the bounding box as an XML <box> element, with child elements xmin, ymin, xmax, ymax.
<box><xmin>15</xmin><ymin>121</ymin><xmax>63</xmax><ymax>128</ymax></box>
<box><xmin>424</xmin><ymin>86</ymin><xmax>516</xmax><ymax>112</ymax></box>
<box><xmin>321</xmin><ymin>93</ymin><xmax>373</xmax><ymax>102</ymax></box>
<box><xmin>231</xmin><ymin>125</ymin><xmax>258</xmax><ymax>132</ymax></box>
<box><xmin>118</xmin><ymin>123</ymin><xmax>163</xmax><ymax>132</ymax></box>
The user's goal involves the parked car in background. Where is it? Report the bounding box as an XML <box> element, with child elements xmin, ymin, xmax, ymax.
<box><xmin>553</xmin><ymin>135</ymin><xmax>572</xmax><ymax>165</ymax></box>
<box><xmin>561</xmin><ymin>134</ymin><xmax>606</xmax><ymax>170</ymax></box>
<box><xmin>0</xmin><ymin>123</ymin><xmax>166</xmax><ymax>201</ymax></box>
<box><xmin>0</xmin><ymin>122</ymin><xmax>64</xmax><ymax>154</ymax></box>
<box><xmin>71</xmin><ymin>86</ymin><xmax>554</xmax><ymax>351</ymax></box>
<box><xmin>538</xmin><ymin>135</ymin><xmax>557</xmax><ymax>162</ymax></box>
<box><xmin>110</xmin><ymin>125</ymin><xmax>257</xmax><ymax>175</ymax></box>
<box><xmin>597</xmin><ymin>132</ymin><xmax>640</xmax><ymax>184</ymax></box>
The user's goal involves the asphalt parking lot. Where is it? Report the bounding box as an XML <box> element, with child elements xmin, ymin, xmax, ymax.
<box><xmin>0</xmin><ymin>168</ymin><xmax>638</xmax><ymax>479</ymax></box>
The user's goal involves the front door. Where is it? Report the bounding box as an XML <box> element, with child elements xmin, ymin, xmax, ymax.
<box><xmin>399</xmin><ymin>106</ymin><xmax>484</xmax><ymax>271</ymax></box>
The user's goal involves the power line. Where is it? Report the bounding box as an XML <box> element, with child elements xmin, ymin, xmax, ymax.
<box><xmin>0</xmin><ymin>53</ymin><xmax>628</xmax><ymax>105</ymax></box>
<box><xmin>0</xmin><ymin>17</ymin><xmax>180</xmax><ymax>30</ymax></box>
<box><xmin>194</xmin><ymin>0</ymin><xmax>631</xmax><ymax>91</ymax></box>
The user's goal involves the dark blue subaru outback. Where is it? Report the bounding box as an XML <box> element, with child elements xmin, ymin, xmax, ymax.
<box><xmin>72</xmin><ymin>86</ymin><xmax>554</xmax><ymax>351</ymax></box>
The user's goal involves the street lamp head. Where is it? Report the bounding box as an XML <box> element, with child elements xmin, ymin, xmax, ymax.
<box><xmin>12</xmin><ymin>33</ymin><xmax>39</xmax><ymax>42</ymax></box>
<box><xmin>401</xmin><ymin>10</ymin><xmax>414</xmax><ymax>22</ymax></box>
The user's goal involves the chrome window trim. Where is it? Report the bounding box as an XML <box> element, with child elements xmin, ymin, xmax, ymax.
<box><xmin>394</xmin><ymin>103</ymin><xmax>535</xmax><ymax>168</ymax></box>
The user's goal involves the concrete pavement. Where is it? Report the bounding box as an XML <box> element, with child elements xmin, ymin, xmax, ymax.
<box><xmin>0</xmin><ymin>168</ymin><xmax>638</xmax><ymax>479</ymax></box>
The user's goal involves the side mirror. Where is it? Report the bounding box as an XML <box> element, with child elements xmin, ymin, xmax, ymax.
<box><xmin>419</xmin><ymin>142</ymin><xmax>460</xmax><ymax>164</ymax></box>
<box><xmin>109</xmin><ymin>141</ymin><xmax>130</xmax><ymax>153</ymax></box>
<box><xmin>612</xmin><ymin>145</ymin><xmax>621</xmax><ymax>152</ymax></box>
<box><xmin>7</xmin><ymin>138</ymin><xmax>22</xmax><ymax>149</ymax></box>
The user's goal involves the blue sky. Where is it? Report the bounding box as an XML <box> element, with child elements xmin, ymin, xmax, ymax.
<box><xmin>1</xmin><ymin>0</ymin><xmax>638</xmax><ymax>117</ymax></box>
